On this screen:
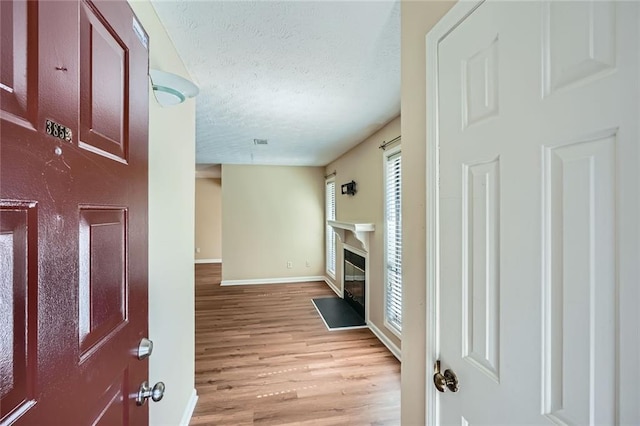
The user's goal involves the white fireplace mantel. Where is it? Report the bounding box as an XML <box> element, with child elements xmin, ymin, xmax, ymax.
<box><xmin>327</xmin><ymin>220</ymin><xmax>375</xmax><ymax>252</ymax></box>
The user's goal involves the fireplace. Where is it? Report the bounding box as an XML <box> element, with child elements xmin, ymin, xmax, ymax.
<box><xmin>344</xmin><ymin>249</ymin><xmax>365</xmax><ymax>318</ymax></box>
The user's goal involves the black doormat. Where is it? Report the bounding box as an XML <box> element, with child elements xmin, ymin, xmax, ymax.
<box><xmin>311</xmin><ymin>297</ymin><xmax>366</xmax><ymax>331</ymax></box>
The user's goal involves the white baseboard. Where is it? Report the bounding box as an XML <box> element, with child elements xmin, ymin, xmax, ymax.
<box><xmin>324</xmin><ymin>276</ymin><xmax>341</xmax><ymax>297</ymax></box>
<box><xmin>368</xmin><ymin>321</ymin><xmax>401</xmax><ymax>361</ymax></box>
<box><xmin>195</xmin><ymin>258</ymin><xmax>222</xmax><ymax>264</ymax></box>
<box><xmin>180</xmin><ymin>388</ymin><xmax>198</xmax><ymax>426</ymax></box>
<box><xmin>221</xmin><ymin>276</ymin><xmax>325</xmax><ymax>286</ymax></box>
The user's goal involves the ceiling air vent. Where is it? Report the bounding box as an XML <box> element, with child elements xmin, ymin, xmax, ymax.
<box><xmin>253</xmin><ymin>138</ymin><xmax>268</xmax><ymax>145</ymax></box>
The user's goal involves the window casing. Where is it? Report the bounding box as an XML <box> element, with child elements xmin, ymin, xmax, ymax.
<box><xmin>384</xmin><ymin>146</ymin><xmax>402</xmax><ymax>336</ymax></box>
<box><xmin>326</xmin><ymin>178</ymin><xmax>336</xmax><ymax>277</ymax></box>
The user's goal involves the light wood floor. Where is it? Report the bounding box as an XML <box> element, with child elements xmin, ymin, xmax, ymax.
<box><xmin>191</xmin><ymin>264</ymin><xmax>401</xmax><ymax>426</ymax></box>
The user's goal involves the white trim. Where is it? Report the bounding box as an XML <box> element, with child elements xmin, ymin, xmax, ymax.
<box><xmin>383</xmin><ymin>143</ymin><xmax>401</xmax><ymax>160</ymax></box>
<box><xmin>194</xmin><ymin>258</ymin><xmax>221</xmax><ymax>264</ymax></box>
<box><xmin>179</xmin><ymin>388</ymin><xmax>198</xmax><ymax>426</ymax></box>
<box><xmin>342</xmin><ymin>242</ymin><xmax>366</xmax><ymax>258</ymax></box>
<box><xmin>384</xmin><ymin>318</ymin><xmax>402</xmax><ymax>340</ymax></box>
<box><xmin>425</xmin><ymin>2</ymin><xmax>484</xmax><ymax>425</ymax></box>
<box><xmin>310</xmin><ymin>299</ymin><xmax>368</xmax><ymax>332</ymax></box>
<box><xmin>220</xmin><ymin>276</ymin><xmax>325</xmax><ymax>286</ymax></box>
<box><xmin>369</xmin><ymin>321</ymin><xmax>401</xmax><ymax>361</ymax></box>
<box><xmin>327</xmin><ymin>220</ymin><xmax>375</xmax><ymax>253</ymax></box>
<box><xmin>324</xmin><ymin>276</ymin><xmax>342</xmax><ymax>297</ymax></box>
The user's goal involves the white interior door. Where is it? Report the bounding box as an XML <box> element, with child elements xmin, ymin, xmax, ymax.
<box><xmin>427</xmin><ymin>0</ymin><xmax>639</xmax><ymax>424</ymax></box>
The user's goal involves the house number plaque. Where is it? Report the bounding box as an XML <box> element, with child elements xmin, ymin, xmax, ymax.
<box><xmin>45</xmin><ymin>119</ymin><xmax>72</xmax><ymax>143</ymax></box>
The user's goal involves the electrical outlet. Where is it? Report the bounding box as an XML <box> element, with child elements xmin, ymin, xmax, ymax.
<box><xmin>196</xmin><ymin>247</ymin><xmax>201</xmax><ymax>253</ymax></box>
<box><xmin>287</xmin><ymin>261</ymin><xmax>293</xmax><ymax>269</ymax></box>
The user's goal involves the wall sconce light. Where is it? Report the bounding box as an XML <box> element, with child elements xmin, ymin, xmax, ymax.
<box><xmin>341</xmin><ymin>180</ymin><xmax>357</xmax><ymax>196</ymax></box>
<box><xmin>149</xmin><ymin>69</ymin><xmax>199</xmax><ymax>107</ymax></box>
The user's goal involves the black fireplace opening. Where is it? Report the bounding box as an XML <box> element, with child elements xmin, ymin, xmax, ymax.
<box><xmin>344</xmin><ymin>249</ymin><xmax>365</xmax><ymax>319</ymax></box>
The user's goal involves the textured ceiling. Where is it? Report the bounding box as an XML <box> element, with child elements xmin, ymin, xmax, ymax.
<box><xmin>150</xmin><ymin>0</ymin><xmax>400</xmax><ymax>166</ymax></box>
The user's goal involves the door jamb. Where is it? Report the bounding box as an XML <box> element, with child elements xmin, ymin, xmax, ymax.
<box><xmin>424</xmin><ymin>1</ymin><xmax>485</xmax><ymax>424</ymax></box>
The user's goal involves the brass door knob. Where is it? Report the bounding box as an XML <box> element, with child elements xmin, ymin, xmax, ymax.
<box><xmin>433</xmin><ymin>360</ymin><xmax>459</xmax><ymax>393</ymax></box>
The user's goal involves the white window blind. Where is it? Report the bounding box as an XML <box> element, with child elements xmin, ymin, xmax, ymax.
<box><xmin>385</xmin><ymin>149</ymin><xmax>402</xmax><ymax>334</ymax></box>
<box><xmin>326</xmin><ymin>180</ymin><xmax>336</xmax><ymax>276</ymax></box>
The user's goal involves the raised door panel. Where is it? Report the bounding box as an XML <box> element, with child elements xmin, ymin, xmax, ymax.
<box><xmin>462</xmin><ymin>158</ymin><xmax>500</xmax><ymax>382</ymax></box>
<box><xmin>90</xmin><ymin>371</ymin><xmax>128</xmax><ymax>426</ymax></box>
<box><xmin>0</xmin><ymin>202</ymin><xmax>38</xmax><ymax>424</ymax></box>
<box><xmin>0</xmin><ymin>0</ymin><xmax>38</xmax><ymax>129</ymax></box>
<box><xmin>79</xmin><ymin>1</ymin><xmax>129</xmax><ymax>163</ymax></box>
<box><xmin>78</xmin><ymin>208</ymin><xmax>128</xmax><ymax>360</ymax></box>
<box><xmin>542</xmin><ymin>132</ymin><xmax>617</xmax><ymax>425</ymax></box>
<box><xmin>543</xmin><ymin>0</ymin><xmax>616</xmax><ymax>96</ymax></box>
<box><xmin>463</xmin><ymin>36</ymin><xmax>499</xmax><ymax>128</ymax></box>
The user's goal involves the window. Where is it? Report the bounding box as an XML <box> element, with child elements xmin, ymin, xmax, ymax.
<box><xmin>384</xmin><ymin>146</ymin><xmax>402</xmax><ymax>335</ymax></box>
<box><xmin>326</xmin><ymin>178</ymin><xmax>336</xmax><ymax>277</ymax></box>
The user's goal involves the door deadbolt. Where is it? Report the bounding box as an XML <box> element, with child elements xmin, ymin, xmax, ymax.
<box><xmin>137</xmin><ymin>338</ymin><xmax>154</xmax><ymax>360</ymax></box>
<box><xmin>433</xmin><ymin>360</ymin><xmax>459</xmax><ymax>392</ymax></box>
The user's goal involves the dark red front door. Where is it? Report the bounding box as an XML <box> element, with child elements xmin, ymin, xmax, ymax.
<box><xmin>1</xmin><ymin>0</ymin><xmax>150</xmax><ymax>423</ymax></box>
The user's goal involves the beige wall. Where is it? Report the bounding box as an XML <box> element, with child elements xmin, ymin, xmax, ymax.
<box><xmin>400</xmin><ymin>1</ymin><xmax>455</xmax><ymax>424</ymax></box>
<box><xmin>221</xmin><ymin>165</ymin><xmax>325</xmax><ymax>282</ymax></box>
<box><xmin>324</xmin><ymin>116</ymin><xmax>401</xmax><ymax>351</ymax></box>
<box><xmin>128</xmin><ymin>1</ymin><xmax>197</xmax><ymax>424</ymax></box>
<box><xmin>195</xmin><ymin>178</ymin><xmax>222</xmax><ymax>261</ymax></box>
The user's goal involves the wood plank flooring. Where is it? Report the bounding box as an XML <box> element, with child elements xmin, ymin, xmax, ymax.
<box><xmin>191</xmin><ymin>264</ymin><xmax>401</xmax><ymax>425</ymax></box>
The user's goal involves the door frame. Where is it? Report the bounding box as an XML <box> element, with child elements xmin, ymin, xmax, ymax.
<box><xmin>424</xmin><ymin>1</ymin><xmax>485</xmax><ymax>424</ymax></box>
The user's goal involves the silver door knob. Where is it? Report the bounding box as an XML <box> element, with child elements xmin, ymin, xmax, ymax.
<box><xmin>433</xmin><ymin>360</ymin><xmax>459</xmax><ymax>392</ymax></box>
<box><xmin>136</xmin><ymin>381</ymin><xmax>165</xmax><ymax>405</ymax></box>
<box><xmin>137</xmin><ymin>338</ymin><xmax>154</xmax><ymax>360</ymax></box>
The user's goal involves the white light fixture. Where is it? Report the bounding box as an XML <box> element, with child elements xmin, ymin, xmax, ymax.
<box><xmin>149</xmin><ymin>69</ymin><xmax>199</xmax><ymax>107</ymax></box>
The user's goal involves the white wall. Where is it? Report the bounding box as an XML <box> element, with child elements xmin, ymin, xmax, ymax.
<box><xmin>400</xmin><ymin>1</ymin><xmax>455</xmax><ymax>424</ymax></box>
<box><xmin>128</xmin><ymin>2</ymin><xmax>197</xmax><ymax>424</ymax></box>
